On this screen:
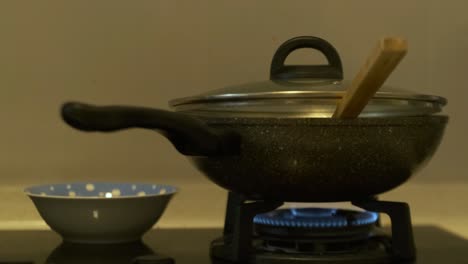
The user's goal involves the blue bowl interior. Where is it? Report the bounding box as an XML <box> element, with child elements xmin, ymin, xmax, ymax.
<box><xmin>25</xmin><ymin>183</ymin><xmax>177</xmax><ymax>198</ymax></box>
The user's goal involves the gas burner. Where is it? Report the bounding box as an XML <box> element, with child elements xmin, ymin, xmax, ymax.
<box><xmin>254</xmin><ymin>208</ymin><xmax>378</xmax><ymax>228</ymax></box>
<box><xmin>253</xmin><ymin>208</ymin><xmax>383</xmax><ymax>255</ymax></box>
<box><xmin>254</xmin><ymin>208</ymin><xmax>378</xmax><ymax>236</ymax></box>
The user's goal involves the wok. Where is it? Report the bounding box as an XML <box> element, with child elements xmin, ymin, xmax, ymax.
<box><xmin>61</xmin><ymin>36</ymin><xmax>448</xmax><ymax>202</ymax></box>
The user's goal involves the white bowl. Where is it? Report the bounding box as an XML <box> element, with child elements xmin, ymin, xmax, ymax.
<box><xmin>25</xmin><ymin>182</ymin><xmax>177</xmax><ymax>244</ymax></box>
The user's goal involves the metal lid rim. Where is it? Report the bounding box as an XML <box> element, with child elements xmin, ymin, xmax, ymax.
<box><xmin>170</xmin><ymin>93</ymin><xmax>447</xmax><ymax>107</ymax></box>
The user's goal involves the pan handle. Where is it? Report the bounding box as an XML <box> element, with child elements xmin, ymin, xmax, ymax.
<box><xmin>270</xmin><ymin>36</ymin><xmax>343</xmax><ymax>80</ymax></box>
<box><xmin>61</xmin><ymin>102</ymin><xmax>240</xmax><ymax>156</ymax></box>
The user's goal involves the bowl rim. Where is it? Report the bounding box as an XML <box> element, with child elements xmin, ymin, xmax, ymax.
<box><xmin>24</xmin><ymin>182</ymin><xmax>178</xmax><ymax>200</ymax></box>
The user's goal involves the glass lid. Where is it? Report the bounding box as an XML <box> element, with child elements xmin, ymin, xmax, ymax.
<box><xmin>170</xmin><ymin>36</ymin><xmax>446</xmax><ymax>118</ymax></box>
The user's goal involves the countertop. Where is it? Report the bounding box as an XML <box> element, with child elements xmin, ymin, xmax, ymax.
<box><xmin>1</xmin><ymin>227</ymin><xmax>468</xmax><ymax>263</ymax></box>
<box><xmin>0</xmin><ymin>182</ymin><xmax>467</xmax><ymax>239</ymax></box>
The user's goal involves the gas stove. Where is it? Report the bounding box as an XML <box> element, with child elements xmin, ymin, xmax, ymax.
<box><xmin>211</xmin><ymin>193</ymin><xmax>417</xmax><ymax>264</ymax></box>
<box><xmin>251</xmin><ymin>208</ymin><xmax>386</xmax><ymax>262</ymax></box>
<box><xmin>0</xmin><ymin>194</ymin><xmax>467</xmax><ymax>264</ymax></box>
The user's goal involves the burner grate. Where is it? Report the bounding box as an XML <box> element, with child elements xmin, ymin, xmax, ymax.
<box><xmin>261</xmin><ymin>238</ymin><xmax>374</xmax><ymax>254</ymax></box>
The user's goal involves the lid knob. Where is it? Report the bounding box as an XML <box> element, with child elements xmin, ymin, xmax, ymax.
<box><xmin>270</xmin><ymin>36</ymin><xmax>343</xmax><ymax>81</ymax></box>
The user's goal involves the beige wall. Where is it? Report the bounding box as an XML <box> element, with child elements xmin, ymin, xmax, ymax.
<box><xmin>0</xmin><ymin>0</ymin><xmax>467</xmax><ymax>234</ymax></box>
<box><xmin>0</xmin><ymin>0</ymin><xmax>466</xmax><ymax>187</ymax></box>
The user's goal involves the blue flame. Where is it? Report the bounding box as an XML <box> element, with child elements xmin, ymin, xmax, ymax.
<box><xmin>253</xmin><ymin>208</ymin><xmax>378</xmax><ymax>228</ymax></box>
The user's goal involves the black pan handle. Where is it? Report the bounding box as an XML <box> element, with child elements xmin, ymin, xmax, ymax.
<box><xmin>61</xmin><ymin>102</ymin><xmax>240</xmax><ymax>156</ymax></box>
<box><xmin>270</xmin><ymin>36</ymin><xmax>343</xmax><ymax>80</ymax></box>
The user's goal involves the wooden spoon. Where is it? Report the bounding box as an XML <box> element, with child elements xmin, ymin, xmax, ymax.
<box><xmin>333</xmin><ymin>37</ymin><xmax>408</xmax><ymax>118</ymax></box>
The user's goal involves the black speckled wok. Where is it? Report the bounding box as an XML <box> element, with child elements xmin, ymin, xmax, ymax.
<box><xmin>61</xmin><ymin>37</ymin><xmax>448</xmax><ymax>202</ymax></box>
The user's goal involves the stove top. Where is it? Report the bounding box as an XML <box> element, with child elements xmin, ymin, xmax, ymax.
<box><xmin>0</xmin><ymin>226</ymin><xmax>467</xmax><ymax>264</ymax></box>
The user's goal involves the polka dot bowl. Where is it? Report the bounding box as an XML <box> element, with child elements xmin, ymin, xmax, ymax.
<box><xmin>25</xmin><ymin>182</ymin><xmax>177</xmax><ymax>244</ymax></box>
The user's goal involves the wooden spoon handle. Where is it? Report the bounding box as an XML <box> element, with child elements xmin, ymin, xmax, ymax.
<box><xmin>333</xmin><ymin>37</ymin><xmax>408</xmax><ymax>118</ymax></box>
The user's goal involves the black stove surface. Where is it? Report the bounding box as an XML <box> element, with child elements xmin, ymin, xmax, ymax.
<box><xmin>0</xmin><ymin>226</ymin><xmax>466</xmax><ymax>264</ymax></box>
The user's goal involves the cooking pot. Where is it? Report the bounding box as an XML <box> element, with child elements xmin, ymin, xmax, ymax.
<box><xmin>61</xmin><ymin>36</ymin><xmax>448</xmax><ymax>202</ymax></box>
